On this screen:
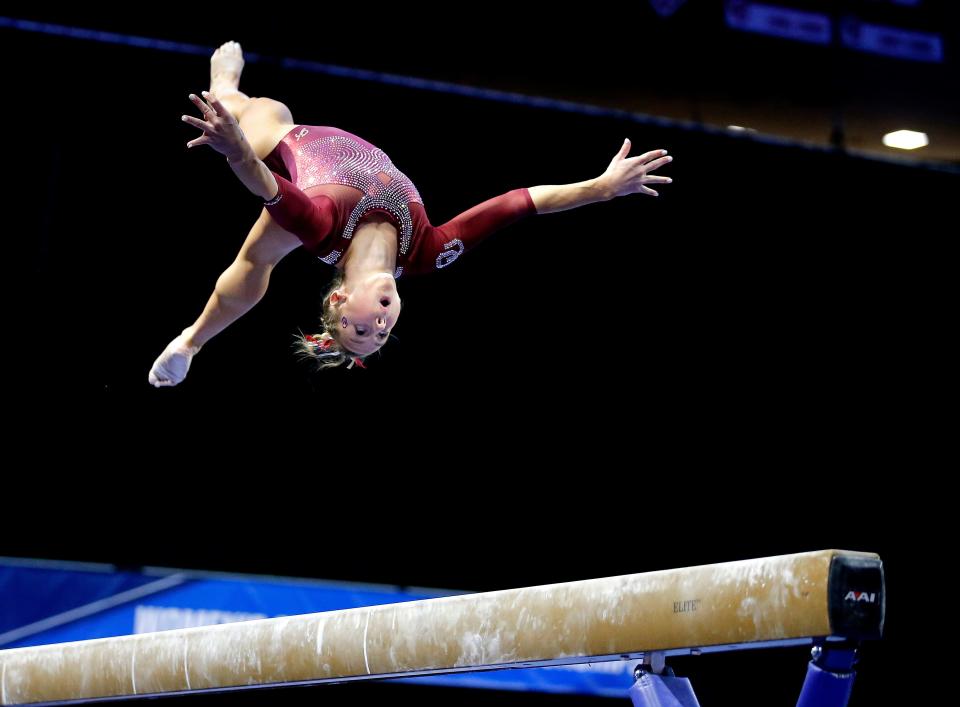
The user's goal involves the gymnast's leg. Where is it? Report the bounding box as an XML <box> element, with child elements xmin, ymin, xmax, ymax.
<box><xmin>147</xmin><ymin>43</ymin><xmax>301</xmax><ymax>387</ymax></box>
<box><xmin>208</xmin><ymin>41</ymin><xmax>297</xmax><ymax>160</ymax></box>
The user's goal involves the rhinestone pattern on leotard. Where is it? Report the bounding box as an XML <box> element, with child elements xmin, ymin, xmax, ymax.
<box><xmin>436</xmin><ymin>238</ymin><xmax>465</xmax><ymax>269</ymax></box>
<box><xmin>292</xmin><ymin>134</ymin><xmax>423</xmax><ymax>262</ymax></box>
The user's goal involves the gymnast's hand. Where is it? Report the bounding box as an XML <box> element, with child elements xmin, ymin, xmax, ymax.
<box><xmin>181</xmin><ymin>91</ymin><xmax>250</xmax><ymax>162</ymax></box>
<box><xmin>148</xmin><ymin>332</ymin><xmax>201</xmax><ymax>388</ymax></box>
<box><xmin>599</xmin><ymin>139</ymin><xmax>674</xmax><ymax>199</ymax></box>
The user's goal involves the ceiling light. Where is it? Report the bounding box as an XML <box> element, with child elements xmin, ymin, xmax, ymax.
<box><xmin>882</xmin><ymin>130</ymin><xmax>929</xmax><ymax>150</ymax></box>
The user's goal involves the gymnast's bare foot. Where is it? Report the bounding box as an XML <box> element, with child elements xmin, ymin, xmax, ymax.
<box><xmin>210</xmin><ymin>41</ymin><xmax>248</xmax><ymax>99</ymax></box>
<box><xmin>148</xmin><ymin>332</ymin><xmax>201</xmax><ymax>388</ymax></box>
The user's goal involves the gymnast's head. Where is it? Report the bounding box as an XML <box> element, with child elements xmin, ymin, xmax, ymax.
<box><xmin>295</xmin><ymin>269</ymin><xmax>401</xmax><ymax>369</ymax></box>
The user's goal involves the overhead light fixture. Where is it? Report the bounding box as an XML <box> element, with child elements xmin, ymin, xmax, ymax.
<box><xmin>882</xmin><ymin>130</ymin><xmax>929</xmax><ymax>150</ymax></box>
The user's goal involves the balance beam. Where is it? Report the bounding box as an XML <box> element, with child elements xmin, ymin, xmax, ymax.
<box><xmin>0</xmin><ymin>549</ymin><xmax>884</xmax><ymax>705</ymax></box>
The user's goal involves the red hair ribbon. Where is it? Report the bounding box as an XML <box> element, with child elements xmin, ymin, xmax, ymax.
<box><xmin>305</xmin><ymin>334</ymin><xmax>334</xmax><ymax>351</ymax></box>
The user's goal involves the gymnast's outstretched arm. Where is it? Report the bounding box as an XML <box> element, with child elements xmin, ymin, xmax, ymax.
<box><xmin>181</xmin><ymin>91</ymin><xmax>280</xmax><ymax>200</ymax></box>
<box><xmin>528</xmin><ymin>139</ymin><xmax>673</xmax><ymax>213</ymax></box>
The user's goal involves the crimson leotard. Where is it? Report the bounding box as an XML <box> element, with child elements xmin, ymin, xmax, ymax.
<box><xmin>262</xmin><ymin>125</ymin><xmax>537</xmax><ymax>278</ymax></box>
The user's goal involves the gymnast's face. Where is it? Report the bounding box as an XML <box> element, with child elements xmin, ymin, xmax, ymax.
<box><xmin>334</xmin><ymin>272</ymin><xmax>401</xmax><ymax>356</ymax></box>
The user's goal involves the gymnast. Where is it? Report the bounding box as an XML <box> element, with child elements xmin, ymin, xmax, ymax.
<box><xmin>148</xmin><ymin>41</ymin><xmax>674</xmax><ymax>384</ymax></box>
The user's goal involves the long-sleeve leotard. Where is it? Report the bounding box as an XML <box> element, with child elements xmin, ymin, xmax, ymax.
<box><xmin>262</xmin><ymin>125</ymin><xmax>537</xmax><ymax>278</ymax></box>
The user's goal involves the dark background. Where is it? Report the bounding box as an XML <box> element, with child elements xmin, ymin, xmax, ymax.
<box><xmin>1</xmin><ymin>4</ymin><xmax>948</xmax><ymax>706</ymax></box>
